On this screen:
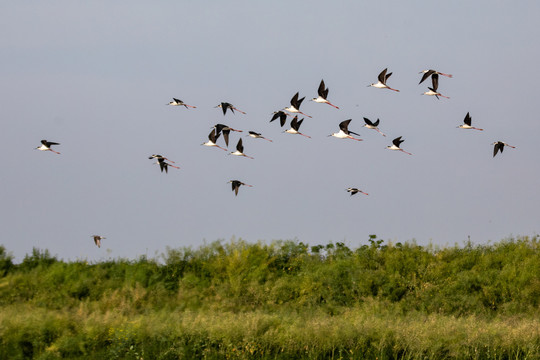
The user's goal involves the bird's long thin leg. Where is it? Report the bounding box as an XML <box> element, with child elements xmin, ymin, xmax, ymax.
<box><xmin>299</xmin><ymin>133</ymin><xmax>312</xmax><ymax>139</ymax></box>
<box><xmin>386</xmin><ymin>86</ymin><xmax>400</xmax><ymax>92</ymax></box>
<box><xmin>243</xmin><ymin>154</ymin><xmax>254</xmax><ymax>159</ymax></box>
<box><xmin>399</xmin><ymin>149</ymin><xmax>412</xmax><ymax>155</ymax></box>
<box><xmin>348</xmin><ymin>136</ymin><xmax>363</xmax><ymax>141</ymax></box>
<box><xmin>439</xmin><ymin>72</ymin><xmax>453</xmax><ymax>78</ymax></box>
<box><xmin>49</xmin><ymin>149</ymin><xmax>60</xmax><ymax>154</ymax></box>
<box><xmin>326</xmin><ymin>102</ymin><xmax>340</xmax><ymax>109</ymax></box>
<box><xmin>233</xmin><ymin>107</ymin><xmax>246</xmax><ymax>114</ymax></box>
<box><xmin>376</xmin><ymin>129</ymin><xmax>386</xmax><ymax>137</ymax></box>
<box><xmin>298</xmin><ymin>111</ymin><xmax>312</xmax><ymax>118</ymax></box>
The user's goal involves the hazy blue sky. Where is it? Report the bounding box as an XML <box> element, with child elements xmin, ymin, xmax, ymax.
<box><xmin>2</xmin><ymin>1</ymin><xmax>539</xmax><ymax>262</ymax></box>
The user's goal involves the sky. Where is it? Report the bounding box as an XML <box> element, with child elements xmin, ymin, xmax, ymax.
<box><xmin>1</xmin><ymin>1</ymin><xmax>539</xmax><ymax>262</ymax></box>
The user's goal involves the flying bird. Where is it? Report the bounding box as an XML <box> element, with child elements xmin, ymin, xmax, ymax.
<box><xmin>229</xmin><ymin>138</ymin><xmax>254</xmax><ymax>159</ymax></box>
<box><xmin>492</xmin><ymin>141</ymin><xmax>516</xmax><ymax>157</ymax></box>
<box><xmin>346</xmin><ymin>188</ymin><xmax>369</xmax><ymax>196</ymax></box>
<box><xmin>329</xmin><ymin>119</ymin><xmax>362</xmax><ymax>141</ymax></box>
<box><xmin>284</xmin><ymin>92</ymin><xmax>312</xmax><ymax>118</ymax></box>
<box><xmin>166</xmin><ymin>98</ymin><xmax>196</xmax><ymax>108</ymax></box>
<box><xmin>284</xmin><ymin>116</ymin><xmax>311</xmax><ymax>138</ymax></box>
<box><xmin>213</xmin><ymin>124</ymin><xmax>243</xmax><ymax>147</ymax></box>
<box><xmin>368</xmin><ymin>68</ymin><xmax>400</xmax><ymax>92</ymax></box>
<box><xmin>311</xmin><ymin>79</ymin><xmax>339</xmax><ymax>109</ymax></box>
<box><xmin>387</xmin><ymin>136</ymin><xmax>412</xmax><ymax>155</ymax></box>
<box><xmin>228</xmin><ymin>180</ymin><xmax>253</xmax><ymax>196</ymax></box>
<box><xmin>149</xmin><ymin>155</ymin><xmax>180</xmax><ymax>173</ymax></box>
<box><xmin>458</xmin><ymin>112</ymin><xmax>483</xmax><ymax>131</ymax></box>
<box><xmin>202</xmin><ymin>130</ymin><xmax>228</xmax><ymax>151</ymax></box>
<box><xmin>362</xmin><ymin>117</ymin><xmax>386</xmax><ymax>137</ymax></box>
<box><xmin>215</xmin><ymin>102</ymin><xmax>246</xmax><ymax>115</ymax></box>
<box><xmin>35</xmin><ymin>140</ymin><xmax>60</xmax><ymax>154</ymax></box>
<box><xmin>422</xmin><ymin>73</ymin><xmax>450</xmax><ymax>99</ymax></box>
<box><xmin>92</xmin><ymin>235</ymin><xmax>106</xmax><ymax>248</ymax></box>
<box><xmin>419</xmin><ymin>69</ymin><xmax>453</xmax><ymax>84</ymax></box>
<box><xmin>247</xmin><ymin>131</ymin><xmax>272</xmax><ymax>142</ymax></box>
<box><xmin>270</xmin><ymin>111</ymin><xmax>289</xmax><ymax>127</ymax></box>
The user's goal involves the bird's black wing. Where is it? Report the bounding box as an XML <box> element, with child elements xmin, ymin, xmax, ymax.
<box><xmin>318</xmin><ymin>80</ymin><xmax>326</xmax><ymax>97</ymax></box>
<box><xmin>339</xmin><ymin>119</ymin><xmax>352</xmax><ymax>132</ymax></box>
<box><xmin>419</xmin><ymin>70</ymin><xmax>435</xmax><ymax>84</ymax></box>
<box><xmin>431</xmin><ymin>73</ymin><xmax>439</xmax><ymax>91</ymax></box>
<box><xmin>236</xmin><ymin>138</ymin><xmax>243</xmax><ymax>152</ymax></box>
<box><xmin>378</xmin><ymin>68</ymin><xmax>388</xmax><ymax>83</ymax></box>
<box><xmin>464</xmin><ymin>112</ymin><xmax>472</xmax><ymax>126</ymax></box>
<box><xmin>363</xmin><ymin>117</ymin><xmax>373</xmax><ymax>126</ymax></box>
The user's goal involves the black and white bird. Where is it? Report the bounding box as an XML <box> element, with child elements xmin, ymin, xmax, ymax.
<box><xmin>167</xmin><ymin>98</ymin><xmax>196</xmax><ymax>108</ymax></box>
<box><xmin>362</xmin><ymin>117</ymin><xmax>386</xmax><ymax>137</ymax></box>
<box><xmin>492</xmin><ymin>141</ymin><xmax>516</xmax><ymax>157</ymax></box>
<box><xmin>422</xmin><ymin>73</ymin><xmax>450</xmax><ymax>99</ymax></box>
<box><xmin>247</xmin><ymin>131</ymin><xmax>272</xmax><ymax>142</ymax></box>
<box><xmin>346</xmin><ymin>188</ymin><xmax>369</xmax><ymax>196</ymax></box>
<box><xmin>368</xmin><ymin>68</ymin><xmax>400</xmax><ymax>92</ymax></box>
<box><xmin>213</xmin><ymin>124</ymin><xmax>243</xmax><ymax>147</ymax></box>
<box><xmin>284</xmin><ymin>116</ymin><xmax>311</xmax><ymax>138</ymax></box>
<box><xmin>270</xmin><ymin>111</ymin><xmax>289</xmax><ymax>127</ymax></box>
<box><xmin>387</xmin><ymin>136</ymin><xmax>412</xmax><ymax>155</ymax></box>
<box><xmin>229</xmin><ymin>138</ymin><xmax>254</xmax><ymax>159</ymax></box>
<box><xmin>458</xmin><ymin>112</ymin><xmax>483</xmax><ymax>131</ymax></box>
<box><xmin>329</xmin><ymin>119</ymin><xmax>362</xmax><ymax>141</ymax></box>
<box><xmin>202</xmin><ymin>130</ymin><xmax>227</xmax><ymax>151</ymax></box>
<box><xmin>92</xmin><ymin>235</ymin><xmax>106</xmax><ymax>248</ymax></box>
<box><xmin>149</xmin><ymin>155</ymin><xmax>180</xmax><ymax>173</ymax></box>
<box><xmin>215</xmin><ymin>102</ymin><xmax>246</xmax><ymax>115</ymax></box>
<box><xmin>311</xmin><ymin>79</ymin><xmax>339</xmax><ymax>109</ymax></box>
<box><xmin>284</xmin><ymin>92</ymin><xmax>312</xmax><ymax>118</ymax></box>
<box><xmin>35</xmin><ymin>140</ymin><xmax>60</xmax><ymax>154</ymax></box>
<box><xmin>228</xmin><ymin>180</ymin><xmax>253</xmax><ymax>196</ymax></box>
<box><xmin>418</xmin><ymin>69</ymin><xmax>453</xmax><ymax>84</ymax></box>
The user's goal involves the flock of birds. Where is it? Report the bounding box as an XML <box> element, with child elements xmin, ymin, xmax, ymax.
<box><xmin>35</xmin><ymin>68</ymin><xmax>516</xmax><ymax>248</ymax></box>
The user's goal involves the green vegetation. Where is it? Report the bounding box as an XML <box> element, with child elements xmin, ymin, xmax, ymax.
<box><xmin>0</xmin><ymin>236</ymin><xmax>539</xmax><ymax>359</ymax></box>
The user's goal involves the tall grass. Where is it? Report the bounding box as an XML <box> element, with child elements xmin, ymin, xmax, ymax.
<box><xmin>0</xmin><ymin>236</ymin><xmax>539</xmax><ymax>359</ymax></box>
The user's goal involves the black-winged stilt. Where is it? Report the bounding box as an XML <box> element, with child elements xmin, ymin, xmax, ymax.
<box><xmin>284</xmin><ymin>116</ymin><xmax>311</xmax><ymax>138</ymax></box>
<box><xmin>92</xmin><ymin>235</ymin><xmax>105</xmax><ymax>248</ymax></box>
<box><xmin>215</xmin><ymin>102</ymin><xmax>246</xmax><ymax>115</ymax></box>
<box><xmin>167</xmin><ymin>98</ymin><xmax>196</xmax><ymax>108</ymax></box>
<box><xmin>422</xmin><ymin>73</ymin><xmax>450</xmax><ymax>99</ymax></box>
<box><xmin>247</xmin><ymin>131</ymin><xmax>272</xmax><ymax>142</ymax></box>
<box><xmin>329</xmin><ymin>119</ymin><xmax>362</xmax><ymax>141</ymax></box>
<box><xmin>35</xmin><ymin>140</ymin><xmax>60</xmax><ymax>154</ymax></box>
<box><xmin>270</xmin><ymin>111</ymin><xmax>289</xmax><ymax>127</ymax></box>
<box><xmin>368</xmin><ymin>68</ymin><xmax>400</xmax><ymax>92</ymax></box>
<box><xmin>492</xmin><ymin>141</ymin><xmax>516</xmax><ymax>157</ymax></box>
<box><xmin>213</xmin><ymin>124</ymin><xmax>243</xmax><ymax>147</ymax></box>
<box><xmin>229</xmin><ymin>138</ymin><xmax>254</xmax><ymax>159</ymax></box>
<box><xmin>346</xmin><ymin>188</ymin><xmax>369</xmax><ymax>196</ymax></box>
<box><xmin>284</xmin><ymin>92</ymin><xmax>312</xmax><ymax>118</ymax></box>
<box><xmin>149</xmin><ymin>155</ymin><xmax>180</xmax><ymax>173</ymax></box>
<box><xmin>311</xmin><ymin>79</ymin><xmax>339</xmax><ymax>109</ymax></box>
<box><xmin>202</xmin><ymin>130</ymin><xmax>227</xmax><ymax>151</ymax></box>
<box><xmin>363</xmin><ymin>117</ymin><xmax>386</xmax><ymax>137</ymax></box>
<box><xmin>458</xmin><ymin>112</ymin><xmax>483</xmax><ymax>131</ymax></box>
<box><xmin>228</xmin><ymin>180</ymin><xmax>253</xmax><ymax>196</ymax></box>
<box><xmin>419</xmin><ymin>69</ymin><xmax>453</xmax><ymax>84</ymax></box>
<box><xmin>387</xmin><ymin>136</ymin><xmax>412</xmax><ymax>155</ymax></box>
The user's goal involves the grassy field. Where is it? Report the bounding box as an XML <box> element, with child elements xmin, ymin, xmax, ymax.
<box><xmin>0</xmin><ymin>235</ymin><xmax>539</xmax><ymax>359</ymax></box>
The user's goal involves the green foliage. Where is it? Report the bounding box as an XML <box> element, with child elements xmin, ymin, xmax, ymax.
<box><xmin>0</xmin><ymin>235</ymin><xmax>539</xmax><ymax>358</ymax></box>
<box><xmin>0</xmin><ymin>245</ymin><xmax>14</xmax><ymax>277</ymax></box>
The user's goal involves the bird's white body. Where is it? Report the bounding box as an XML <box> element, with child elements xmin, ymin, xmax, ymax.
<box><xmin>330</xmin><ymin>130</ymin><xmax>351</xmax><ymax>139</ymax></box>
<box><xmin>369</xmin><ymin>82</ymin><xmax>387</xmax><ymax>89</ymax></box>
<box><xmin>387</xmin><ymin>145</ymin><xmax>401</xmax><ymax>151</ymax></box>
